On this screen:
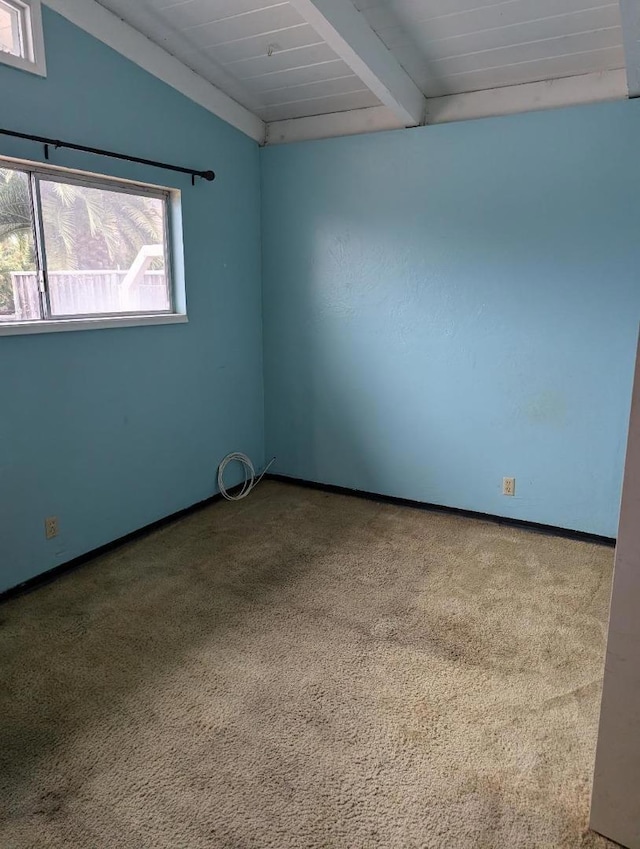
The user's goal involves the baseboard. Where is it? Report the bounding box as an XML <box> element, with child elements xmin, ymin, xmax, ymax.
<box><xmin>0</xmin><ymin>491</ymin><xmax>226</xmax><ymax>604</ymax></box>
<box><xmin>1</xmin><ymin>474</ymin><xmax>615</xmax><ymax>604</ymax></box>
<box><xmin>266</xmin><ymin>473</ymin><xmax>617</xmax><ymax>548</ymax></box>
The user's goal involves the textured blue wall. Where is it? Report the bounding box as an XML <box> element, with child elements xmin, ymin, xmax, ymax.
<box><xmin>3</xmin><ymin>12</ymin><xmax>638</xmax><ymax>594</ymax></box>
<box><xmin>0</xmin><ymin>9</ymin><xmax>264</xmax><ymax>592</ymax></box>
<box><xmin>261</xmin><ymin>100</ymin><xmax>640</xmax><ymax>537</ymax></box>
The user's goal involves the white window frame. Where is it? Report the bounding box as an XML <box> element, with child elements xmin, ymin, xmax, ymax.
<box><xmin>0</xmin><ymin>0</ymin><xmax>46</xmax><ymax>77</ymax></box>
<box><xmin>0</xmin><ymin>156</ymin><xmax>187</xmax><ymax>336</ymax></box>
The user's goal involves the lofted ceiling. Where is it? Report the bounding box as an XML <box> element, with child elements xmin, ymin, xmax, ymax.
<box><xmin>50</xmin><ymin>0</ymin><xmax>638</xmax><ymax>143</ymax></box>
<box><xmin>94</xmin><ymin>0</ymin><xmax>383</xmax><ymax>122</ymax></box>
<box><xmin>354</xmin><ymin>0</ymin><xmax>625</xmax><ymax>97</ymax></box>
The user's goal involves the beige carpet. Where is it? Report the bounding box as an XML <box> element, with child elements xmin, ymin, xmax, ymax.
<box><xmin>0</xmin><ymin>481</ymin><xmax>618</xmax><ymax>848</ymax></box>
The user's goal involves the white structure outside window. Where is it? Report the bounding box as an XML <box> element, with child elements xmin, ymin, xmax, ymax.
<box><xmin>0</xmin><ymin>0</ymin><xmax>46</xmax><ymax>76</ymax></box>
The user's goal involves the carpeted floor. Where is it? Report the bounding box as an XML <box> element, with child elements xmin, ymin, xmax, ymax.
<box><xmin>0</xmin><ymin>481</ymin><xmax>618</xmax><ymax>848</ymax></box>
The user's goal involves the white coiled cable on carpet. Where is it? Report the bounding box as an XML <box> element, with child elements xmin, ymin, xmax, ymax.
<box><xmin>217</xmin><ymin>452</ymin><xmax>276</xmax><ymax>501</ymax></box>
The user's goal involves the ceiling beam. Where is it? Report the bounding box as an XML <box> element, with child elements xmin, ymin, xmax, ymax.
<box><xmin>266</xmin><ymin>105</ymin><xmax>404</xmax><ymax>145</ymax></box>
<box><xmin>619</xmin><ymin>0</ymin><xmax>640</xmax><ymax>97</ymax></box>
<box><xmin>426</xmin><ymin>70</ymin><xmax>629</xmax><ymax>125</ymax></box>
<box><xmin>44</xmin><ymin>0</ymin><xmax>266</xmax><ymax>143</ymax></box>
<box><xmin>265</xmin><ymin>70</ymin><xmax>629</xmax><ymax>146</ymax></box>
<box><xmin>287</xmin><ymin>0</ymin><xmax>425</xmax><ymax>126</ymax></box>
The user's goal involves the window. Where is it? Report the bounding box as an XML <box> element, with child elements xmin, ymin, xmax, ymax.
<box><xmin>0</xmin><ymin>0</ymin><xmax>46</xmax><ymax>76</ymax></box>
<box><xmin>0</xmin><ymin>1</ymin><xmax>22</xmax><ymax>56</ymax></box>
<box><xmin>0</xmin><ymin>159</ymin><xmax>183</xmax><ymax>332</ymax></box>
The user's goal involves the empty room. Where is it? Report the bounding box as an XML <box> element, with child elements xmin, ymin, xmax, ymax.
<box><xmin>2</xmin><ymin>0</ymin><xmax>640</xmax><ymax>847</ymax></box>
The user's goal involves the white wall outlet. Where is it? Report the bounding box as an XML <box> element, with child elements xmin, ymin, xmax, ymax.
<box><xmin>503</xmin><ymin>477</ymin><xmax>516</xmax><ymax>497</ymax></box>
<box><xmin>44</xmin><ymin>516</ymin><xmax>59</xmax><ymax>539</ymax></box>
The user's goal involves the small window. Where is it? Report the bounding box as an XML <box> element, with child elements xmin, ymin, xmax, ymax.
<box><xmin>0</xmin><ymin>1</ymin><xmax>23</xmax><ymax>56</ymax></box>
<box><xmin>0</xmin><ymin>159</ymin><xmax>180</xmax><ymax>329</ymax></box>
<box><xmin>0</xmin><ymin>0</ymin><xmax>46</xmax><ymax>76</ymax></box>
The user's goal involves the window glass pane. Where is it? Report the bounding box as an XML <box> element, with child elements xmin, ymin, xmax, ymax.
<box><xmin>0</xmin><ymin>167</ymin><xmax>40</xmax><ymax>322</ymax></box>
<box><xmin>0</xmin><ymin>1</ymin><xmax>23</xmax><ymax>57</ymax></box>
<box><xmin>40</xmin><ymin>180</ymin><xmax>170</xmax><ymax>316</ymax></box>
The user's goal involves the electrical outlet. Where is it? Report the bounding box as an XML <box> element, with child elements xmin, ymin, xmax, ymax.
<box><xmin>502</xmin><ymin>477</ymin><xmax>515</xmax><ymax>497</ymax></box>
<box><xmin>44</xmin><ymin>516</ymin><xmax>59</xmax><ymax>539</ymax></box>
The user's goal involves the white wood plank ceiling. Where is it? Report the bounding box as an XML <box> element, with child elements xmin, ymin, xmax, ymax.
<box><xmin>353</xmin><ymin>0</ymin><xmax>625</xmax><ymax>97</ymax></box>
<box><xmin>57</xmin><ymin>0</ymin><xmax>637</xmax><ymax>142</ymax></box>
<box><xmin>95</xmin><ymin>0</ymin><xmax>383</xmax><ymax>121</ymax></box>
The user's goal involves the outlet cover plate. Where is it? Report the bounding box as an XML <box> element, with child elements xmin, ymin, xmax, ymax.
<box><xmin>45</xmin><ymin>516</ymin><xmax>59</xmax><ymax>539</ymax></box>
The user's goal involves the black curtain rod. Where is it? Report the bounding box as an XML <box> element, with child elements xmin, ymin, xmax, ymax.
<box><xmin>0</xmin><ymin>128</ymin><xmax>215</xmax><ymax>185</ymax></box>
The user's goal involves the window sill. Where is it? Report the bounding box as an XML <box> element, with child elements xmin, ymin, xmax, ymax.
<box><xmin>0</xmin><ymin>313</ymin><xmax>188</xmax><ymax>336</ymax></box>
<box><xmin>0</xmin><ymin>50</ymin><xmax>46</xmax><ymax>77</ymax></box>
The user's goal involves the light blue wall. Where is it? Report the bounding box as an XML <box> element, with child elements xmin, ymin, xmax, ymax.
<box><xmin>0</xmin><ymin>9</ymin><xmax>264</xmax><ymax>592</ymax></box>
<box><xmin>261</xmin><ymin>100</ymin><xmax>640</xmax><ymax>537</ymax></box>
<box><xmin>3</xmin><ymin>12</ymin><xmax>638</xmax><ymax>595</ymax></box>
